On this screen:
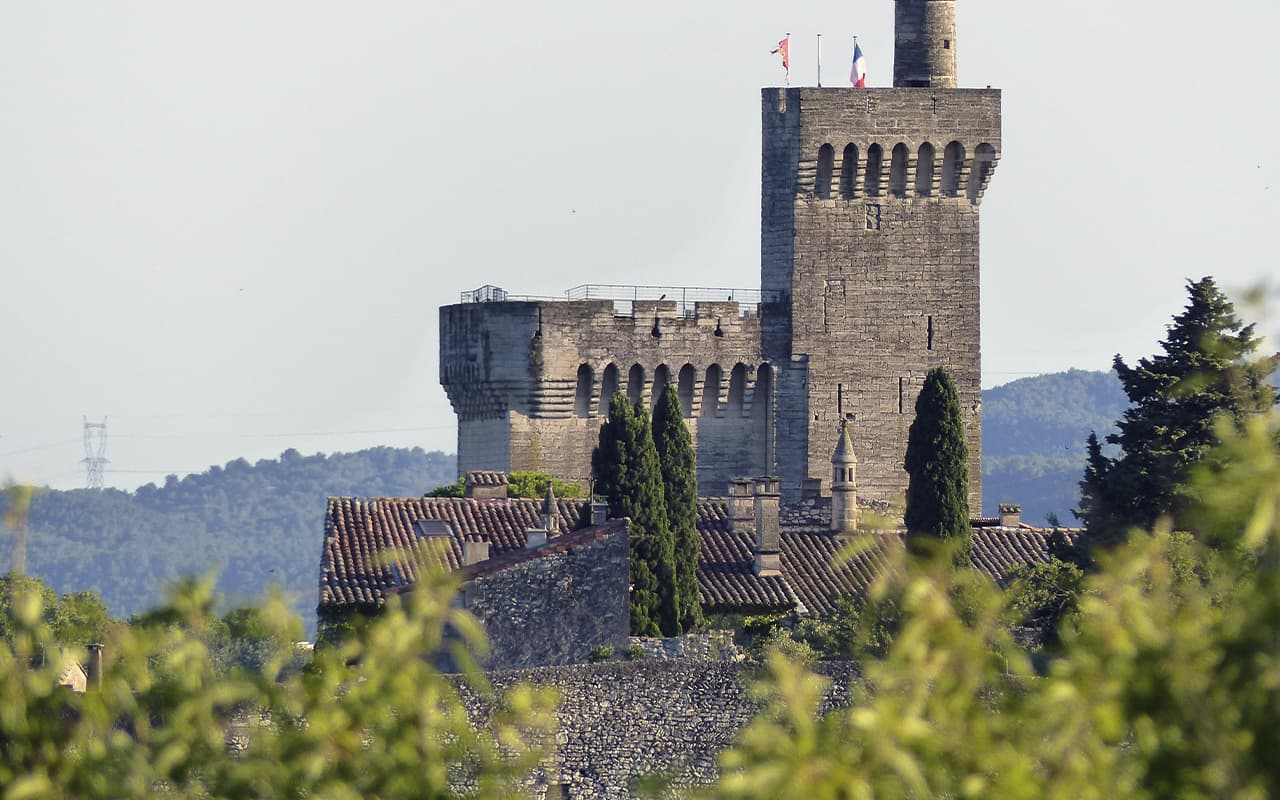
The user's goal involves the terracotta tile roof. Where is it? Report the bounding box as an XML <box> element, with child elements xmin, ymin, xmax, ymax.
<box><xmin>319</xmin><ymin>495</ymin><xmax>1076</xmax><ymax>618</ymax></box>
<box><xmin>319</xmin><ymin>496</ymin><xmax>583</xmax><ymax>608</ymax></box>
<box><xmin>457</xmin><ymin>519</ymin><xmax>628</xmax><ymax>581</ymax></box>
<box><xmin>695</xmin><ymin>501</ymin><xmax>798</xmax><ymax>612</ymax></box>
<box><xmin>776</xmin><ymin>527</ymin><xmax>1080</xmax><ymax>616</ymax></box>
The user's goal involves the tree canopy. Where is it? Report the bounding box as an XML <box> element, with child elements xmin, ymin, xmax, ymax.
<box><xmin>652</xmin><ymin>382</ymin><xmax>703</xmax><ymax>633</ymax></box>
<box><xmin>591</xmin><ymin>393</ymin><xmax>678</xmax><ymax>636</ymax></box>
<box><xmin>1076</xmin><ymin>276</ymin><xmax>1279</xmax><ymax>550</ymax></box>
<box><xmin>904</xmin><ymin>367</ymin><xmax>970</xmax><ymax>559</ymax></box>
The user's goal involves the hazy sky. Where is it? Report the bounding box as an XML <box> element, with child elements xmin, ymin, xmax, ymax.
<box><xmin>2</xmin><ymin>1</ymin><xmax>1277</xmax><ymax>491</ymax></box>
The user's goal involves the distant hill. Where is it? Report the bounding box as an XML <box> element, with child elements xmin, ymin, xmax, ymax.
<box><xmin>0</xmin><ymin>447</ymin><xmax>456</xmax><ymax>635</ymax></box>
<box><xmin>981</xmin><ymin>369</ymin><xmax>1128</xmax><ymax>526</ymax></box>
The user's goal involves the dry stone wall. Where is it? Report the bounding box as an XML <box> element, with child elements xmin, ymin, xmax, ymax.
<box><xmin>458</xmin><ymin>659</ymin><xmax>859</xmax><ymax>799</ymax></box>
<box><xmin>458</xmin><ymin>525</ymin><xmax>629</xmax><ymax>672</ymax></box>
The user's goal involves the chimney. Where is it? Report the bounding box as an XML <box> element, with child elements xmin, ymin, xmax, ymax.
<box><xmin>728</xmin><ymin>478</ymin><xmax>755</xmax><ymax>534</ymax></box>
<box><xmin>462</xmin><ymin>539</ymin><xmax>491</xmax><ymax>566</ymax></box>
<box><xmin>752</xmin><ymin>476</ymin><xmax>782</xmax><ymax>576</ymax></box>
<box><xmin>998</xmin><ymin>504</ymin><xmax>1022</xmax><ymax>528</ymax></box>
<box><xmin>464</xmin><ymin>471</ymin><xmax>509</xmax><ymax>500</ymax></box>
<box><xmin>831</xmin><ymin>419</ymin><xmax>860</xmax><ymax>534</ymax></box>
<box><xmin>86</xmin><ymin>643</ymin><xmax>103</xmax><ymax>691</ymax></box>
<box><xmin>590</xmin><ymin>498</ymin><xmax>608</xmax><ymax>525</ymax></box>
<box><xmin>526</xmin><ymin>482</ymin><xmax>556</xmax><ymax>549</ymax></box>
<box><xmin>541</xmin><ymin>481</ymin><xmax>557</xmax><ymax>535</ymax></box>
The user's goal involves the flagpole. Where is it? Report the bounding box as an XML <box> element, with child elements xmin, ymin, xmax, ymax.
<box><xmin>816</xmin><ymin>33</ymin><xmax>822</xmax><ymax>87</ymax></box>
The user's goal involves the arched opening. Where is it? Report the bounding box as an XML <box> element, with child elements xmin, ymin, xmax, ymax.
<box><xmin>864</xmin><ymin>144</ymin><xmax>883</xmax><ymax>198</ymax></box>
<box><xmin>840</xmin><ymin>144</ymin><xmax>859</xmax><ymax>199</ymax></box>
<box><xmin>916</xmin><ymin>142</ymin><xmax>936</xmax><ymax>197</ymax></box>
<box><xmin>816</xmin><ymin>144</ymin><xmax>835</xmax><ymax>199</ymax></box>
<box><xmin>753</xmin><ymin>363</ymin><xmax>773</xmax><ymax>414</ymax></box>
<box><xmin>967</xmin><ymin>143</ymin><xmax>996</xmax><ymax>202</ymax></box>
<box><xmin>701</xmin><ymin>364</ymin><xmax>722</xmax><ymax>417</ymax></box>
<box><xmin>600</xmin><ymin>363</ymin><xmax>619</xmax><ymax>409</ymax></box>
<box><xmin>728</xmin><ymin>363</ymin><xmax>747</xmax><ymax>411</ymax></box>
<box><xmin>942</xmin><ymin>141</ymin><xmax>965</xmax><ymax>197</ymax></box>
<box><xmin>678</xmin><ymin>364</ymin><xmax>695</xmax><ymax>418</ymax></box>
<box><xmin>574</xmin><ymin>364</ymin><xmax>592</xmax><ymax>418</ymax></box>
<box><xmin>652</xmin><ymin>364</ymin><xmax>671</xmax><ymax>410</ymax></box>
<box><xmin>627</xmin><ymin>364</ymin><xmax>645</xmax><ymax>406</ymax></box>
<box><xmin>889</xmin><ymin>143</ymin><xmax>909</xmax><ymax>198</ymax></box>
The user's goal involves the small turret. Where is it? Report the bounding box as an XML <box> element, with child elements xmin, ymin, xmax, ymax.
<box><xmin>893</xmin><ymin>0</ymin><xmax>958</xmax><ymax>88</ymax></box>
<box><xmin>831</xmin><ymin>419</ymin><xmax>860</xmax><ymax>534</ymax></box>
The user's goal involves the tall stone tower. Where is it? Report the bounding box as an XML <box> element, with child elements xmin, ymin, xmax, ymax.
<box><xmin>761</xmin><ymin>0</ymin><xmax>999</xmax><ymax>507</ymax></box>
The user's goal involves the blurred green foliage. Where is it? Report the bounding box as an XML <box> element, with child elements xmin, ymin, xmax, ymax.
<box><xmin>0</xmin><ymin>571</ymin><xmax>557</xmax><ymax>799</ymax></box>
<box><xmin>703</xmin><ymin>412</ymin><xmax>1280</xmax><ymax>799</ymax></box>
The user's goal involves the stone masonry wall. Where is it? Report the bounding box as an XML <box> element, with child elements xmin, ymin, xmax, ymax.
<box><xmin>459</xmin><ymin>525</ymin><xmax>629</xmax><ymax>671</ymax></box>
<box><xmin>458</xmin><ymin>659</ymin><xmax>859</xmax><ymax>799</ymax></box>
<box><xmin>762</xmin><ymin>87</ymin><xmax>999</xmax><ymax>509</ymax></box>
<box><xmin>441</xmin><ymin>299</ymin><xmax>769</xmax><ymax>496</ymax></box>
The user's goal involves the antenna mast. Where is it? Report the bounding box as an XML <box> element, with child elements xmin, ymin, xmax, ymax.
<box><xmin>81</xmin><ymin>416</ymin><xmax>109</xmax><ymax>489</ymax></box>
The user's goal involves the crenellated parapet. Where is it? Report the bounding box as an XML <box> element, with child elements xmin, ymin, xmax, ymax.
<box><xmin>440</xmin><ymin>288</ymin><xmax>774</xmax><ymax>491</ymax></box>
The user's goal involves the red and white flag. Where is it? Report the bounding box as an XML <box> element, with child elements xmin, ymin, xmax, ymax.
<box><xmin>851</xmin><ymin>41</ymin><xmax>867</xmax><ymax>87</ymax></box>
<box><xmin>770</xmin><ymin>35</ymin><xmax>790</xmax><ymax>79</ymax></box>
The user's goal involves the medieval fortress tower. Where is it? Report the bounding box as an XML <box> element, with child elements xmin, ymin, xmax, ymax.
<box><xmin>440</xmin><ymin>0</ymin><xmax>999</xmax><ymax>509</ymax></box>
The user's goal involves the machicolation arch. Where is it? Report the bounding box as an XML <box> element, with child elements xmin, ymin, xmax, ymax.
<box><xmin>916</xmin><ymin>142</ymin><xmax>936</xmax><ymax>197</ymax></box>
<box><xmin>574</xmin><ymin>364</ymin><xmax>593</xmax><ymax>418</ymax></box>
<box><xmin>816</xmin><ymin>144</ymin><xmax>835</xmax><ymax>199</ymax></box>
<box><xmin>840</xmin><ymin>144</ymin><xmax>859</xmax><ymax>199</ymax></box>
<box><xmin>678</xmin><ymin>364</ymin><xmax>695</xmax><ymax>418</ymax></box>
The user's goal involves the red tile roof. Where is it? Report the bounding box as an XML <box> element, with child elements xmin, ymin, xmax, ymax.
<box><xmin>319</xmin><ymin>496</ymin><xmax>583</xmax><ymax>608</ymax></box>
<box><xmin>319</xmin><ymin>495</ymin><xmax>1076</xmax><ymax>617</ymax></box>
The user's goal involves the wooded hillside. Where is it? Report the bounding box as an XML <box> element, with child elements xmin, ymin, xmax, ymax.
<box><xmin>0</xmin><ymin>447</ymin><xmax>455</xmax><ymax>634</ymax></box>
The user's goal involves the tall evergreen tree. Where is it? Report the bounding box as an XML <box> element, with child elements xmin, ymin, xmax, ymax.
<box><xmin>904</xmin><ymin>367</ymin><xmax>971</xmax><ymax>562</ymax></box>
<box><xmin>1077</xmin><ymin>277</ymin><xmax>1279</xmax><ymax>549</ymax></box>
<box><xmin>591</xmin><ymin>393</ymin><xmax>679</xmax><ymax>636</ymax></box>
<box><xmin>652</xmin><ymin>382</ymin><xmax>703</xmax><ymax>633</ymax></box>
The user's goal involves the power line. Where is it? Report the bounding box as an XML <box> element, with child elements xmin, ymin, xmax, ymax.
<box><xmin>0</xmin><ymin>438</ymin><xmax>82</xmax><ymax>458</ymax></box>
<box><xmin>111</xmin><ymin>424</ymin><xmax>454</xmax><ymax>441</ymax></box>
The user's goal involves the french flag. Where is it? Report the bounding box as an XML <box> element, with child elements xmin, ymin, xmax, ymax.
<box><xmin>851</xmin><ymin>41</ymin><xmax>867</xmax><ymax>88</ymax></box>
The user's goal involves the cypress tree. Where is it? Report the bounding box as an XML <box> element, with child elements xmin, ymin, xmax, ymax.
<box><xmin>903</xmin><ymin>367</ymin><xmax>971</xmax><ymax>562</ymax></box>
<box><xmin>1077</xmin><ymin>276</ymin><xmax>1279</xmax><ymax>549</ymax></box>
<box><xmin>652</xmin><ymin>382</ymin><xmax>703</xmax><ymax>633</ymax></box>
<box><xmin>591</xmin><ymin>393</ymin><xmax>678</xmax><ymax>636</ymax></box>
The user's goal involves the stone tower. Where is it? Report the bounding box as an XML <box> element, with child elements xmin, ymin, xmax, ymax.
<box><xmin>760</xmin><ymin>0</ymin><xmax>999</xmax><ymax>507</ymax></box>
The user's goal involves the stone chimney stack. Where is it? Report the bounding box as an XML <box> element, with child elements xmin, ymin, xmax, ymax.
<box><xmin>526</xmin><ymin>482</ymin><xmax>557</xmax><ymax>549</ymax></box>
<box><xmin>86</xmin><ymin>643</ymin><xmax>103</xmax><ymax>691</ymax></box>
<box><xmin>998</xmin><ymin>503</ymin><xmax>1022</xmax><ymax>528</ymax></box>
<box><xmin>590</xmin><ymin>497</ymin><xmax>609</xmax><ymax>525</ymax></box>
<box><xmin>752</xmin><ymin>476</ymin><xmax>782</xmax><ymax>576</ymax></box>
<box><xmin>464</xmin><ymin>471</ymin><xmax>509</xmax><ymax>500</ymax></box>
<box><xmin>462</xmin><ymin>539</ymin><xmax>491</xmax><ymax>566</ymax></box>
<box><xmin>728</xmin><ymin>478</ymin><xmax>755</xmax><ymax>534</ymax></box>
<box><xmin>831</xmin><ymin>419</ymin><xmax>860</xmax><ymax>534</ymax></box>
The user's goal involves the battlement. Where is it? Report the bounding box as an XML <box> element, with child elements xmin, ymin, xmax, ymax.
<box><xmin>764</xmin><ymin>87</ymin><xmax>1001</xmax><ymax>208</ymax></box>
